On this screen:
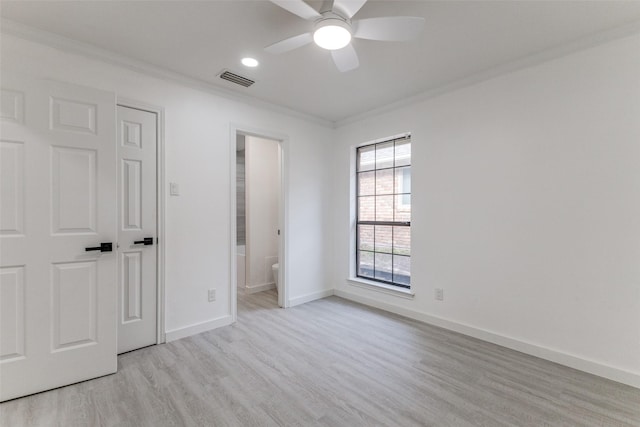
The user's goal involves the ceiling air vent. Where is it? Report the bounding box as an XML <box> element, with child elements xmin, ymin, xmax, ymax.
<box><xmin>219</xmin><ymin>70</ymin><xmax>255</xmax><ymax>88</ymax></box>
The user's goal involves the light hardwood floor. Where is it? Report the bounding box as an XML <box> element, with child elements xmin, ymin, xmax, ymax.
<box><xmin>1</xmin><ymin>289</ymin><xmax>639</xmax><ymax>426</ymax></box>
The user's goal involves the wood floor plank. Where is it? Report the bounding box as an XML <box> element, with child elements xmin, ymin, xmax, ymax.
<box><xmin>1</xmin><ymin>289</ymin><xmax>639</xmax><ymax>426</ymax></box>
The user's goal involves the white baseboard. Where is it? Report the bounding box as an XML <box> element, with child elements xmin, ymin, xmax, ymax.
<box><xmin>334</xmin><ymin>288</ymin><xmax>640</xmax><ymax>389</ymax></box>
<box><xmin>289</xmin><ymin>288</ymin><xmax>334</xmax><ymax>307</ymax></box>
<box><xmin>165</xmin><ymin>315</ymin><xmax>233</xmax><ymax>342</ymax></box>
<box><xmin>245</xmin><ymin>282</ymin><xmax>275</xmax><ymax>294</ymax></box>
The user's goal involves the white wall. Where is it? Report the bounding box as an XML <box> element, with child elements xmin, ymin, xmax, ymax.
<box><xmin>4</xmin><ymin>27</ymin><xmax>638</xmax><ymax>387</ymax></box>
<box><xmin>245</xmin><ymin>135</ymin><xmax>279</xmax><ymax>291</ymax></box>
<box><xmin>332</xmin><ymin>34</ymin><xmax>640</xmax><ymax>386</ymax></box>
<box><xmin>0</xmin><ymin>34</ymin><xmax>334</xmax><ymax>339</ymax></box>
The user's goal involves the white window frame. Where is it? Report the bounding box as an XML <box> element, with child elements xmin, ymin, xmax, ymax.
<box><xmin>349</xmin><ymin>133</ymin><xmax>413</xmax><ymax>297</ymax></box>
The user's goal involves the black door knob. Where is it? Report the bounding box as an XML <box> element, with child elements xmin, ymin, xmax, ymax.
<box><xmin>133</xmin><ymin>237</ymin><xmax>154</xmax><ymax>246</ymax></box>
<box><xmin>85</xmin><ymin>242</ymin><xmax>113</xmax><ymax>252</ymax></box>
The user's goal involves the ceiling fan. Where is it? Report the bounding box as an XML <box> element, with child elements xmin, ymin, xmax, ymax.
<box><xmin>265</xmin><ymin>0</ymin><xmax>425</xmax><ymax>72</ymax></box>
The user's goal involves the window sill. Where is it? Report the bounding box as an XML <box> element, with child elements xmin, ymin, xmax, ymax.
<box><xmin>347</xmin><ymin>278</ymin><xmax>415</xmax><ymax>299</ymax></box>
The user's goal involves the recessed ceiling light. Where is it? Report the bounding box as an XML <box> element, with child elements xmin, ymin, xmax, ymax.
<box><xmin>241</xmin><ymin>57</ymin><xmax>259</xmax><ymax>67</ymax></box>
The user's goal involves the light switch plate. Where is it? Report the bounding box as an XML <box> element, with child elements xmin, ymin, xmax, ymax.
<box><xmin>170</xmin><ymin>182</ymin><xmax>180</xmax><ymax>196</ymax></box>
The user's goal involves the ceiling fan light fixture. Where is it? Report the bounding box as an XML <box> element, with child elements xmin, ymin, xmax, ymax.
<box><xmin>313</xmin><ymin>18</ymin><xmax>352</xmax><ymax>50</ymax></box>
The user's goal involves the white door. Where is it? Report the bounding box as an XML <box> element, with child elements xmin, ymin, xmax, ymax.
<box><xmin>116</xmin><ymin>106</ymin><xmax>157</xmax><ymax>354</ymax></box>
<box><xmin>0</xmin><ymin>76</ymin><xmax>117</xmax><ymax>401</ymax></box>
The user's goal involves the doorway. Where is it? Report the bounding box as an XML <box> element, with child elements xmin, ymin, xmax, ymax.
<box><xmin>231</xmin><ymin>128</ymin><xmax>288</xmax><ymax>320</ymax></box>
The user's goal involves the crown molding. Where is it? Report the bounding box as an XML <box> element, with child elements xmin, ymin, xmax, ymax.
<box><xmin>334</xmin><ymin>19</ymin><xmax>640</xmax><ymax>128</ymax></box>
<box><xmin>0</xmin><ymin>18</ymin><xmax>334</xmax><ymax>129</ymax></box>
<box><xmin>3</xmin><ymin>17</ymin><xmax>640</xmax><ymax>130</ymax></box>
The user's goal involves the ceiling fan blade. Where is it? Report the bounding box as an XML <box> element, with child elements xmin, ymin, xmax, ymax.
<box><xmin>331</xmin><ymin>44</ymin><xmax>359</xmax><ymax>72</ymax></box>
<box><xmin>332</xmin><ymin>0</ymin><xmax>368</xmax><ymax>19</ymax></box>
<box><xmin>353</xmin><ymin>16</ymin><xmax>425</xmax><ymax>41</ymax></box>
<box><xmin>270</xmin><ymin>0</ymin><xmax>322</xmax><ymax>20</ymax></box>
<box><xmin>265</xmin><ymin>33</ymin><xmax>313</xmax><ymax>54</ymax></box>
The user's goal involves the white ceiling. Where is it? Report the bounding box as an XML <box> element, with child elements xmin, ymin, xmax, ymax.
<box><xmin>2</xmin><ymin>1</ymin><xmax>640</xmax><ymax>123</ymax></box>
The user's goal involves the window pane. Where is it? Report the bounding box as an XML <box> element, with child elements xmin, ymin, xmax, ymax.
<box><xmin>393</xmin><ymin>255</ymin><xmax>410</xmax><ymax>286</ymax></box>
<box><xmin>376</xmin><ymin>141</ymin><xmax>394</xmax><ymax>169</ymax></box>
<box><xmin>394</xmin><ymin>166</ymin><xmax>411</xmax><ymax>194</ymax></box>
<box><xmin>395</xmin><ymin>138</ymin><xmax>411</xmax><ymax>167</ymax></box>
<box><xmin>358</xmin><ymin>171</ymin><xmax>375</xmax><ymax>196</ymax></box>
<box><xmin>374</xmin><ymin>226</ymin><xmax>392</xmax><ymax>254</ymax></box>
<box><xmin>374</xmin><ymin>253</ymin><xmax>393</xmax><ymax>282</ymax></box>
<box><xmin>358</xmin><ymin>145</ymin><xmax>375</xmax><ymax>172</ymax></box>
<box><xmin>375</xmin><ymin>195</ymin><xmax>393</xmax><ymax>221</ymax></box>
<box><xmin>393</xmin><ymin>226</ymin><xmax>410</xmax><ymax>256</ymax></box>
<box><xmin>358</xmin><ymin>251</ymin><xmax>374</xmax><ymax>278</ymax></box>
<box><xmin>395</xmin><ymin>195</ymin><xmax>411</xmax><ymax>222</ymax></box>
<box><xmin>358</xmin><ymin>196</ymin><xmax>376</xmax><ymax>221</ymax></box>
<box><xmin>358</xmin><ymin>196</ymin><xmax>375</xmax><ymax>221</ymax></box>
<box><xmin>358</xmin><ymin>225</ymin><xmax>374</xmax><ymax>252</ymax></box>
<box><xmin>375</xmin><ymin>169</ymin><xmax>393</xmax><ymax>195</ymax></box>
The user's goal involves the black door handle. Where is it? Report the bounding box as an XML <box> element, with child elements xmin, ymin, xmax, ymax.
<box><xmin>85</xmin><ymin>242</ymin><xmax>113</xmax><ymax>252</ymax></box>
<box><xmin>133</xmin><ymin>237</ymin><xmax>154</xmax><ymax>246</ymax></box>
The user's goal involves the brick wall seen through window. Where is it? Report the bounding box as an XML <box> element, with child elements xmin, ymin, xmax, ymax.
<box><xmin>356</xmin><ymin>135</ymin><xmax>411</xmax><ymax>288</ymax></box>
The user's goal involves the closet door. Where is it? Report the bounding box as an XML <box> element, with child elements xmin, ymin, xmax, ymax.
<box><xmin>116</xmin><ymin>105</ymin><xmax>157</xmax><ymax>354</ymax></box>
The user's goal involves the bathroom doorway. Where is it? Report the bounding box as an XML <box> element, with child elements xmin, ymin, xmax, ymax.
<box><xmin>230</xmin><ymin>127</ymin><xmax>287</xmax><ymax>320</ymax></box>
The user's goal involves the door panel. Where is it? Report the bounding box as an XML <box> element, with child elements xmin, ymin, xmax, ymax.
<box><xmin>117</xmin><ymin>106</ymin><xmax>157</xmax><ymax>354</ymax></box>
<box><xmin>0</xmin><ymin>89</ymin><xmax>24</xmax><ymax>124</ymax></box>
<box><xmin>0</xmin><ymin>266</ymin><xmax>25</xmax><ymax>362</ymax></box>
<box><xmin>50</xmin><ymin>97</ymin><xmax>97</xmax><ymax>134</ymax></box>
<box><xmin>122</xmin><ymin>251</ymin><xmax>142</xmax><ymax>322</ymax></box>
<box><xmin>51</xmin><ymin>146</ymin><xmax>98</xmax><ymax>234</ymax></box>
<box><xmin>0</xmin><ymin>140</ymin><xmax>25</xmax><ymax>236</ymax></box>
<box><xmin>51</xmin><ymin>261</ymin><xmax>97</xmax><ymax>350</ymax></box>
<box><xmin>122</xmin><ymin>159</ymin><xmax>142</xmax><ymax>230</ymax></box>
<box><xmin>0</xmin><ymin>75</ymin><xmax>117</xmax><ymax>402</ymax></box>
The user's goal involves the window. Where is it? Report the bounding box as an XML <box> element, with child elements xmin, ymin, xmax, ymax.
<box><xmin>356</xmin><ymin>135</ymin><xmax>411</xmax><ymax>288</ymax></box>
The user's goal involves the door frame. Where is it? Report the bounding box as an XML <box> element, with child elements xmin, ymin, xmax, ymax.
<box><xmin>229</xmin><ymin>124</ymin><xmax>290</xmax><ymax>320</ymax></box>
<box><xmin>117</xmin><ymin>97</ymin><xmax>166</xmax><ymax>345</ymax></box>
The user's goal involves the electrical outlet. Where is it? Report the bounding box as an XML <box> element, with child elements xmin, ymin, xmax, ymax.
<box><xmin>435</xmin><ymin>288</ymin><xmax>444</xmax><ymax>301</ymax></box>
<box><xmin>208</xmin><ymin>289</ymin><xmax>216</xmax><ymax>302</ymax></box>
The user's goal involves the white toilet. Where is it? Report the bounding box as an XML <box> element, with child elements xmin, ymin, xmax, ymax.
<box><xmin>272</xmin><ymin>263</ymin><xmax>279</xmax><ymax>294</ymax></box>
